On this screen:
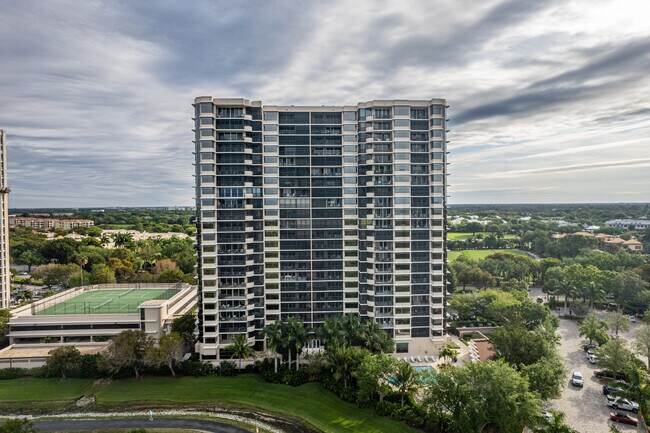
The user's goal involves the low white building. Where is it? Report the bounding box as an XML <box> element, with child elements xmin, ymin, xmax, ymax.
<box><xmin>605</xmin><ymin>219</ymin><xmax>650</xmax><ymax>231</ymax></box>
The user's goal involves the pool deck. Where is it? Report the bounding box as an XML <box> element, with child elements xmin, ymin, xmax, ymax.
<box><xmin>395</xmin><ymin>335</ymin><xmax>471</xmax><ymax>369</ymax></box>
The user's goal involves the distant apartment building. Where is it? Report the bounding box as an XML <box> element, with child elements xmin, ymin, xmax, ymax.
<box><xmin>193</xmin><ymin>97</ymin><xmax>448</xmax><ymax>361</ymax></box>
<box><xmin>0</xmin><ymin>130</ymin><xmax>10</xmax><ymax>309</ymax></box>
<box><xmin>8</xmin><ymin>216</ymin><xmax>94</xmax><ymax>230</ymax></box>
<box><xmin>605</xmin><ymin>219</ymin><xmax>650</xmax><ymax>231</ymax></box>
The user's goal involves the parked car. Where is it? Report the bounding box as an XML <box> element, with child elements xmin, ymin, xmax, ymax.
<box><xmin>595</xmin><ymin>370</ymin><xmax>628</xmax><ymax>381</ymax></box>
<box><xmin>603</xmin><ymin>384</ymin><xmax>621</xmax><ymax>395</ymax></box>
<box><xmin>583</xmin><ymin>343</ymin><xmax>597</xmax><ymax>352</ymax></box>
<box><xmin>606</xmin><ymin>396</ymin><xmax>639</xmax><ymax>413</ymax></box>
<box><xmin>571</xmin><ymin>371</ymin><xmax>584</xmax><ymax>387</ymax></box>
<box><xmin>610</xmin><ymin>411</ymin><xmax>638</xmax><ymax>425</ymax></box>
<box><xmin>629</xmin><ymin>315</ymin><xmax>637</xmax><ymax>323</ymax></box>
<box><xmin>588</xmin><ymin>354</ymin><xmax>597</xmax><ymax>364</ymax></box>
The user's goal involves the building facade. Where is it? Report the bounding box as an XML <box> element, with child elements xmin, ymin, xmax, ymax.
<box><xmin>193</xmin><ymin>98</ymin><xmax>448</xmax><ymax>360</ymax></box>
<box><xmin>8</xmin><ymin>216</ymin><xmax>94</xmax><ymax>230</ymax></box>
<box><xmin>0</xmin><ymin>130</ymin><xmax>10</xmax><ymax>309</ymax></box>
<box><xmin>605</xmin><ymin>219</ymin><xmax>650</xmax><ymax>231</ymax></box>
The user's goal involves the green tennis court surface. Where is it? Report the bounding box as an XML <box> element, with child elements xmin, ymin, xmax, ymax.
<box><xmin>36</xmin><ymin>288</ymin><xmax>177</xmax><ymax>315</ymax></box>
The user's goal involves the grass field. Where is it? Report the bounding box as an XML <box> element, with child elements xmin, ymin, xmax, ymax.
<box><xmin>36</xmin><ymin>288</ymin><xmax>175</xmax><ymax>315</ymax></box>
<box><xmin>447</xmin><ymin>232</ymin><xmax>518</xmax><ymax>240</ymax></box>
<box><xmin>97</xmin><ymin>375</ymin><xmax>417</xmax><ymax>433</ymax></box>
<box><xmin>0</xmin><ymin>378</ymin><xmax>93</xmax><ymax>402</ymax></box>
<box><xmin>0</xmin><ymin>376</ymin><xmax>417</xmax><ymax>433</ymax></box>
<box><xmin>448</xmin><ymin>249</ymin><xmax>532</xmax><ymax>262</ymax></box>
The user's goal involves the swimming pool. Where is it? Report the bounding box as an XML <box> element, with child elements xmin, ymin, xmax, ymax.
<box><xmin>413</xmin><ymin>366</ymin><xmax>434</xmax><ymax>372</ymax></box>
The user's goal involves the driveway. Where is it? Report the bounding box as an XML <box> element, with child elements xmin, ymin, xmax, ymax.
<box><xmin>34</xmin><ymin>418</ymin><xmax>249</xmax><ymax>432</ymax></box>
<box><xmin>548</xmin><ymin>318</ymin><xmax>638</xmax><ymax>433</ymax></box>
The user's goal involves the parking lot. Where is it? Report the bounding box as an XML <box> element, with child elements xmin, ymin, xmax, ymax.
<box><xmin>548</xmin><ymin>317</ymin><xmax>638</xmax><ymax>433</ymax></box>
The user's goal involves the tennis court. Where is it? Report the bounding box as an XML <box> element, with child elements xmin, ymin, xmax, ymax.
<box><xmin>35</xmin><ymin>288</ymin><xmax>177</xmax><ymax>315</ymax></box>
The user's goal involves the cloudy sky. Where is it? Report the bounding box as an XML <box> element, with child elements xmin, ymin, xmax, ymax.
<box><xmin>1</xmin><ymin>0</ymin><xmax>649</xmax><ymax>208</ymax></box>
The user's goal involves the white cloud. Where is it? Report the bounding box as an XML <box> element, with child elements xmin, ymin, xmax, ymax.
<box><xmin>0</xmin><ymin>0</ymin><xmax>649</xmax><ymax>206</ymax></box>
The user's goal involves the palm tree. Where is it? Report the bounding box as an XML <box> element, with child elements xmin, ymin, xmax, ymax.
<box><xmin>324</xmin><ymin>345</ymin><xmax>355</xmax><ymax>388</ymax></box>
<box><xmin>317</xmin><ymin>316</ymin><xmax>347</xmax><ymax>348</ymax></box>
<box><xmin>579</xmin><ymin>314</ymin><xmax>608</xmax><ymax>345</ymax></box>
<box><xmin>360</xmin><ymin>320</ymin><xmax>394</xmax><ymax>353</ymax></box>
<box><xmin>393</xmin><ymin>361</ymin><xmax>420</xmax><ymax>407</ymax></box>
<box><xmin>261</xmin><ymin>322</ymin><xmax>282</xmax><ymax>373</ymax></box>
<box><xmin>341</xmin><ymin>314</ymin><xmax>362</xmax><ymax>345</ymax></box>
<box><xmin>287</xmin><ymin>318</ymin><xmax>310</xmax><ymax>371</ymax></box>
<box><xmin>226</xmin><ymin>334</ymin><xmax>256</xmax><ymax>370</ymax></box>
<box><xmin>439</xmin><ymin>345</ymin><xmax>458</xmax><ymax>363</ymax></box>
<box><xmin>533</xmin><ymin>410</ymin><xmax>578</xmax><ymax>433</ymax></box>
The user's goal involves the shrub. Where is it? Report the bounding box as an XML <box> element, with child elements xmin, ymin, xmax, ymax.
<box><xmin>215</xmin><ymin>360</ymin><xmax>237</xmax><ymax>376</ymax></box>
<box><xmin>178</xmin><ymin>360</ymin><xmax>215</xmax><ymax>377</ymax></box>
<box><xmin>282</xmin><ymin>369</ymin><xmax>308</xmax><ymax>387</ymax></box>
<box><xmin>0</xmin><ymin>367</ymin><xmax>31</xmax><ymax>380</ymax></box>
<box><xmin>73</xmin><ymin>354</ymin><xmax>103</xmax><ymax>379</ymax></box>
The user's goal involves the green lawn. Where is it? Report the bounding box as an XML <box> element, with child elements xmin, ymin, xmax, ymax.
<box><xmin>0</xmin><ymin>378</ymin><xmax>93</xmax><ymax>402</ymax></box>
<box><xmin>447</xmin><ymin>232</ymin><xmax>517</xmax><ymax>240</ymax></box>
<box><xmin>96</xmin><ymin>375</ymin><xmax>418</xmax><ymax>433</ymax></box>
<box><xmin>0</xmin><ymin>376</ymin><xmax>416</xmax><ymax>432</ymax></box>
<box><xmin>448</xmin><ymin>249</ymin><xmax>531</xmax><ymax>262</ymax></box>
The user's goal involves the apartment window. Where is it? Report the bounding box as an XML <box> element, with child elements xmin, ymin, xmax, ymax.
<box><xmin>410</xmin><ymin>108</ymin><xmax>427</xmax><ymax>119</ymax></box>
<box><xmin>343</xmin><ymin>111</ymin><xmax>356</xmax><ymax>121</ymax></box>
<box><xmin>279</xmin><ymin>112</ymin><xmax>309</xmax><ymax>124</ymax></box>
<box><xmin>264</xmin><ymin>124</ymin><xmax>278</xmax><ymax>131</ymax></box>
<box><xmin>374</xmin><ymin>108</ymin><xmax>391</xmax><ymax>119</ymax></box>
<box><xmin>263</xmin><ymin>112</ymin><xmax>278</xmax><ymax>121</ymax></box>
<box><xmin>311</xmin><ymin>112</ymin><xmax>342</xmax><ymax>124</ymax></box>
<box><xmin>394</xmin><ymin>106</ymin><xmax>410</xmax><ymax>116</ymax></box>
<box><xmin>394</xmin><ymin>130</ymin><xmax>410</xmax><ymax>138</ymax></box>
<box><xmin>200</xmin><ymin>103</ymin><xmax>213</xmax><ymax>114</ymax></box>
<box><xmin>264</xmin><ymin>135</ymin><xmax>278</xmax><ymax>142</ymax></box>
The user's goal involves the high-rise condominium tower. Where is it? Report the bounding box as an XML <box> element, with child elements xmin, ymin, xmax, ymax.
<box><xmin>0</xmin><ymin>130</ymin><xmax>10</xmax><ymax>309</ymax></box>
<box><xmin>193</xmin><ymin>98</ymin><xmax>447</xmax><ymax>361</ymax></box>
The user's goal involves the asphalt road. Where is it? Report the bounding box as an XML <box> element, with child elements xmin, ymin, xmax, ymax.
<box><xmin>34</xmin><ymin>417</ymin><xmax>251</xmax><ymax>432</ymax></box>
